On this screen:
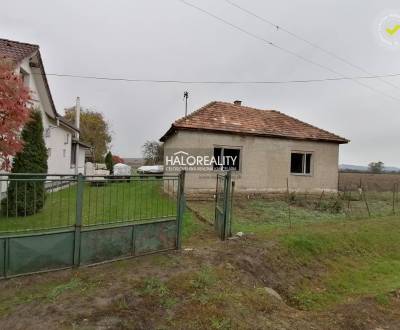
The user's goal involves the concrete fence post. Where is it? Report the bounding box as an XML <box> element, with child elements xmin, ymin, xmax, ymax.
<box><xmin>176</xmin><ymin>170</ymin><xmax>186</xmax><ymax>249</ymax></box>
<box><xmin>73</xmin><ymin>174</ymin><xmax>84</xmax><ymax>267</ymax></box>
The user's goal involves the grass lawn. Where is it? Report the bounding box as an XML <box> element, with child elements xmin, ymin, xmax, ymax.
<box><xmin>189</xmin><ymin>192</ymin><xmax>400</xmax><ymax>234</ymax></box>
<box><xmin>0</xmin><ymin>178</ymin><xmax>178</xmax><ymax>233</ymax></box>
<box><xmin>279</xmin><ymin>216</ymin><xmax>400</xmax><ymax>310</ymax></box>
<box><xmin>0</xmin><ymin>191</ymin><xmax>400</xmax><ymax>328</ymax></box>
<box><xmin>188</xmin><ymin>195</ymin><xmax>400</xmax><ymax>311</ymax></box>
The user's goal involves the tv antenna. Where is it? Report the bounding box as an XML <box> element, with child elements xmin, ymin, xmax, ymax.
<box><xmin>183</xmin><ymin>91</ymin><xmax>189</xmax><ymax>116</ymax></box>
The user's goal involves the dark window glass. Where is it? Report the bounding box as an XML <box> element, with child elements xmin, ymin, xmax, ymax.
<box><xmin>71</xmin><ymin>144</ymin><xmax>77</xmax><ymax>166</ymax></box>
<box><xmin>213</xmin><ymin>147</ymin><xmax>240</xmax><ymax>171</ymax></box>
<box><xmin>291</xmin><ymin>153</ymin><xmax>304</xmax><ymax>173</ymax></box>
<box><xmin>305</xmin><ymin>153</ymin><xmax>312</xmax><ymax>174</ymax></box>
<box><xmin>223</xmin><ymin>148</ymin><xmax>240</xmax><ymax>171</ymax></box>
<box><xmin>213</xmin><ymin>147</ymin><xmax>222</xmax><ymax>170</ymax></box>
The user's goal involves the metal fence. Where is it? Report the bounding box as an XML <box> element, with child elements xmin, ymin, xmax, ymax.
<box><xmin>214</xmin><ymin>172</ymin><xmax>233</xmax><ymax>240</ymax></box>
<box><xmin>0</xmin><ymin>172</ymin><xmax>185</xmax><ymax>278</ymax></box>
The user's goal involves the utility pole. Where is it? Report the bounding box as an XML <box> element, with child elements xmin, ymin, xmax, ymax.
<box><xmin>75</xmin><ymin>97</ymin><xmax>80</xmax><ymax>175</ymax></box>
<box><xmin>183</xmin><ymin>91</ymin><xmax>189</xmax><ymax>116</ymax></box>
<box><xmin>75</xmin><ymin>96</ymin><xmax>80</xmax><ymax>140</ymax></box>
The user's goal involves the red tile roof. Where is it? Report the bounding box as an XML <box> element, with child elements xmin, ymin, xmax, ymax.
<box><xmin>160</xmin><ymin>101</ymin><xmax>349</xmax><ymax>144</ymax></box>
<box><xmin>0</xmin><ymin>39</ymin><xmax>38</xmax><ymax>62</ymax></box>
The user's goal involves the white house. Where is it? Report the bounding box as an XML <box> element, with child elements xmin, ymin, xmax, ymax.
<box><xmin>0</xmin><ymin>38</ymin><xmax>90</xmax><ymax>174</ymax></box>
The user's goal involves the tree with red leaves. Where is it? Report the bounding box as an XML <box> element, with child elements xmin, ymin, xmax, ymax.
<box><xmin>112</xmin><ymin>155</ymin><xmax>124</xmax><ymax>164</ymax></box>
<box><xmin>0</xmin><ymin>59</ymin><xmax>31</xmax><ymax>170</ymax></box>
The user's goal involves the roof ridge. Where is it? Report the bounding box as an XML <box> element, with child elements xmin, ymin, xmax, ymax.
<box><xmin>0</xmin><ymin>38</ymin><xmax>59</xmax><ymax>119</ymax></box>
<box><xmin>274</xmin><ymin>110</ymin><xmax>349</xmax><ymax>142</ymax></box>
<box><xmin>216</xmin><ymin>101</ymin><xmax>276</xmax><ymax>113</ymax></box>
<box><xmin>174</xmin><ymin>101</ymin><xmax>217</xmax><ymax>125</ymax></box>
<box><xmin>0</xmin><ymin>38</ymin><xmax>39</xmax><ymax>48</ymax></box>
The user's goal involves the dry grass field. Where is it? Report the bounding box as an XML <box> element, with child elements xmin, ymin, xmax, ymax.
<box><xmin>339</xmin><ymin>172</ymin><xmax>400</xmax><ymax>192</ymax></box>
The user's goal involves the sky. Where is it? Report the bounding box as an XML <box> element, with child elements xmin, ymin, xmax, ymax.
<box><xmin>2</xmin><ymin>0</ymin><xmax>400</xmax><ymax>166</ymax></box>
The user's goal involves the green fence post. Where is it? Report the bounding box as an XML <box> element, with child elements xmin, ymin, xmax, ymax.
<box><xmin>3</xmin><ymin>238</ymin><xmax>9</xmax><ymax>279</ymax></box>
<box><xmin>176</xmin><ymin>170</ymin><xmax>186</xmax><ymax>249</ymax></box>
<box><xmin>223</xmin><ymin>171</ymin><xmax>232</xmax><ymax>240</ymax></box>
<box><xmin>73</xmin><ymin>174</ymin><xmax>84</xmax><ymax>267</ymax></box>
<box><xmin>229</xmin><ymin>180</ymin><xmax>235</xmax><ymax>237</ymax></box>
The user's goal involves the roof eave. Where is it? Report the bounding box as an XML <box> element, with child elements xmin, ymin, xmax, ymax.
<box><xmin>161</xmin><ymin>126</ymin><xmax>349</xmax><ymax>144</ymax></box>
<box><xmin>32</xmin><ymin>51</ymin><xmax>59</xmax><ymax>119</ymax></box>
<box><xmin>72</xmin><ymin>138</ymin><xmax>92</xmax><ymax>149</ymax></box>
<box><xmin>57</xmin><ymin>116</ymin><xmax>79</xmax><ymax>132</ymax></box>
<box><xmin>159</xmin><ymin>125</ymin><xmax>176</xmax><ymax>142</ymax></box>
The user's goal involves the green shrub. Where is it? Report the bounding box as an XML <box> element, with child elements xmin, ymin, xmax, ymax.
<box><xmin>1</xmin><ymin>110</ymin><xmax>48</xmax><ymax>216</ymax></box>
<box><xmin>316</xmin><ymin>197</ymin><xmax>344</xmax><ymax>214</ymax></box>
<box><xmin>104</xmin><ymin>151</ymin><xmax>113</xmax><ymax>173</ymax></box>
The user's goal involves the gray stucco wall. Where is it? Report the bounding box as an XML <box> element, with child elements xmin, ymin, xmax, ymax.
<box><xmin>164</xmin><ymin>130</ymin><xmax>340</xmax><ymax>194</ymax></box>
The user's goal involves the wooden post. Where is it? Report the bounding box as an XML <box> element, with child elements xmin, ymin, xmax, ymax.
<box><xmin>223</xmin><ymin>171</ymin><xmax>232</xmax><ymax>240</ymax></box>
<box><xmin>286</xmin><ymin>178</ymin><xmax>291</xmax><ymax>228</ymax></box>
<box><xmin>362</xmin><ymin>189</ymin><xmax>371</xmax><ymax>217</ymax></box>
<box><xmin>347</xmin><ymin>188</ymin><xmax>351</xmax><ymax>212</ymax></box>
<box><xmin>317</xmin><ymin>190</ymin><xmax>325</xmax><ymax>209</ymax></box>
<box><xmin>393</xmin><ymin>183</ymin><xmax>396</xmax><ymax>215</ymax></box>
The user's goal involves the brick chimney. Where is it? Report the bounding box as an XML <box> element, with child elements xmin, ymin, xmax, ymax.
<box><xmin>233</xmin><ymin>100</ymin><xmax>242</xmax><ymax>106</ymax></box>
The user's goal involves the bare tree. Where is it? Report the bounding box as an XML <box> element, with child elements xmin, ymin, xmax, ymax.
<box><xmin>142</xmin><ymin>140</ymin><xmax>164</xmax><ymax>165</ymax></box>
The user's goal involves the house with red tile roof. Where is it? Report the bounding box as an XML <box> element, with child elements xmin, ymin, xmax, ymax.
<box><xmin>160</xmin><ymin>100</ymin><xmax>349</xmax><ymax>194</ymax></box>
<box><xmin>0</xmin><ymin>38</ymin><xmax>90</xmax><ymax>174</ymax></box>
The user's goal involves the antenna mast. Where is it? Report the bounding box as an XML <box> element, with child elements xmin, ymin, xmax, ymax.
<box><xmin>183</xmin><ymin>91</ymin><xmax>189</xmax><ymax>116</ymax></box>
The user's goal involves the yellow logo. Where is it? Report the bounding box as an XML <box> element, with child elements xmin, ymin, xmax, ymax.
<box><xmin>386</xmin><ymin>24</ymin><xmax>400</xmax><ymax>36</ymax></box>
<box><xmin>379</xmin><ymin>14</ymin><xmax>400</xmax><ymax>46</ymax></box>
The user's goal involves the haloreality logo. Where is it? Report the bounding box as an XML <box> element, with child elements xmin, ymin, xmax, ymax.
<box><xmin>164</xmin><ymin>150</ymin><xmax>237</xmax><ymax>172</ymax></box>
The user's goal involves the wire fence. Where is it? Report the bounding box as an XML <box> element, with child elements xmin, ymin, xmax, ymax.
<box><xmin>280</xmin><ymin>180</ymin><xmax>400</xmax><ymax>227</ymax></box>
<box><xmin>187</xmin><ymin>179</ymin><xmax>400</xmax><ymax>232</ymax></box>
<box><xmin>0</xmin><ymin>173</ymin><xmax>179</xmax><ymax>234</ymax></box>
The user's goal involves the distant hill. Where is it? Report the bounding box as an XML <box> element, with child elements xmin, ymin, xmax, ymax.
<box><xmin>123</xmin><ymin>158</ymin><xmax>145</xmax><ymax>167</ymax></box>
<box><xmin>340</xmin><ymin>164</ymin><xmax>400</xmax><ymax>173</ymax></box>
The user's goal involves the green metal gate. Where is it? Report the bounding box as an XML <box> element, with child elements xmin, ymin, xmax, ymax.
<box><xmin>214</xmin><ymin>171</ymin><xmax>233</xmax><ymax>240</ymax></box>
<box><xmin>0</xmin><ymin>171</ymin><xmax>185</xmax><ymax>278</ymax></box>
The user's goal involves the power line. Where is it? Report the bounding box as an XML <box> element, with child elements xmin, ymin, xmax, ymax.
<box><xmin>225</xmin><ymin>0</ymin><xmax>400</xmax><ymax>91</ymax></box>
<box><xmin>36</xmin><ymin>71</ymin><xmax>400</xmax><ymax>85</ymax></box>
<box><xmin>178</xmin><ymin>0</ymin><xmax>400</xmax><ymax>102</ymax></box>
<box><xmin>179</xmin><ymin>0</ymin><xmax>343</xmax><ymax>78</ymax></box>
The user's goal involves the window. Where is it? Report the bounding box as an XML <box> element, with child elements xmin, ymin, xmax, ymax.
<box><xmin>19</xmin><ymin>68</ymin><xmax>30</xmax><ymax>88</ymax></box>
<box><xmin>64</xmin><ymin>134</ymin><xmax>69</xmax><ymax>144</ymax></box>
<box><xmin>213</xmin><ymin>147</ymin><xmax>241</xmax><ymax>171</ymax></box>
<box><xmin>63</xmin><ymin>149</ymin><xmax>66</xmax><ymax>158</ymax></box>
<box><xmin>47</xmin><ymin>148</ymin><xmax>52</xmax><ymax>157</ymax></box>
<box><xmin>70</xmin><ymin>144</ymin><xmax>77</xmax><ymax>167</ymax></box>
<box><xmin>45</xmin><ymin>128</ymin><xmax>51</xmax><ymax>138</ymax></box>
<box><xmin>290</xmin><ymin>152</ymin><xmax>312</xmax><ymax>175</ymax></box>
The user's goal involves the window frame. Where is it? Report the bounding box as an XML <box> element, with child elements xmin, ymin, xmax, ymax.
<box><xmin>290</xmin><ymin>151</ymin><xmax>313</xmax><ymax>176</ymax></box>
<box><xmin>19</xmin><ymin>68</ymin><xmax>30</xmax><ymax>88</ymax></box>
<box><xmin>213</xmin><ymin>145</ymin><xmax>242</xmax><ymax>172</ymax></box>
<box><xmin>70</xmin><ymin>143</ymin><xmax>77</xmax><ymax>167</ymax></box>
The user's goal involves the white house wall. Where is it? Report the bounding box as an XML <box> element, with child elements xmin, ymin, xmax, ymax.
<box><xmin>18</xmin><ymin>58</ymin><xmax>78</xmax><ymax>174</ymax></box>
